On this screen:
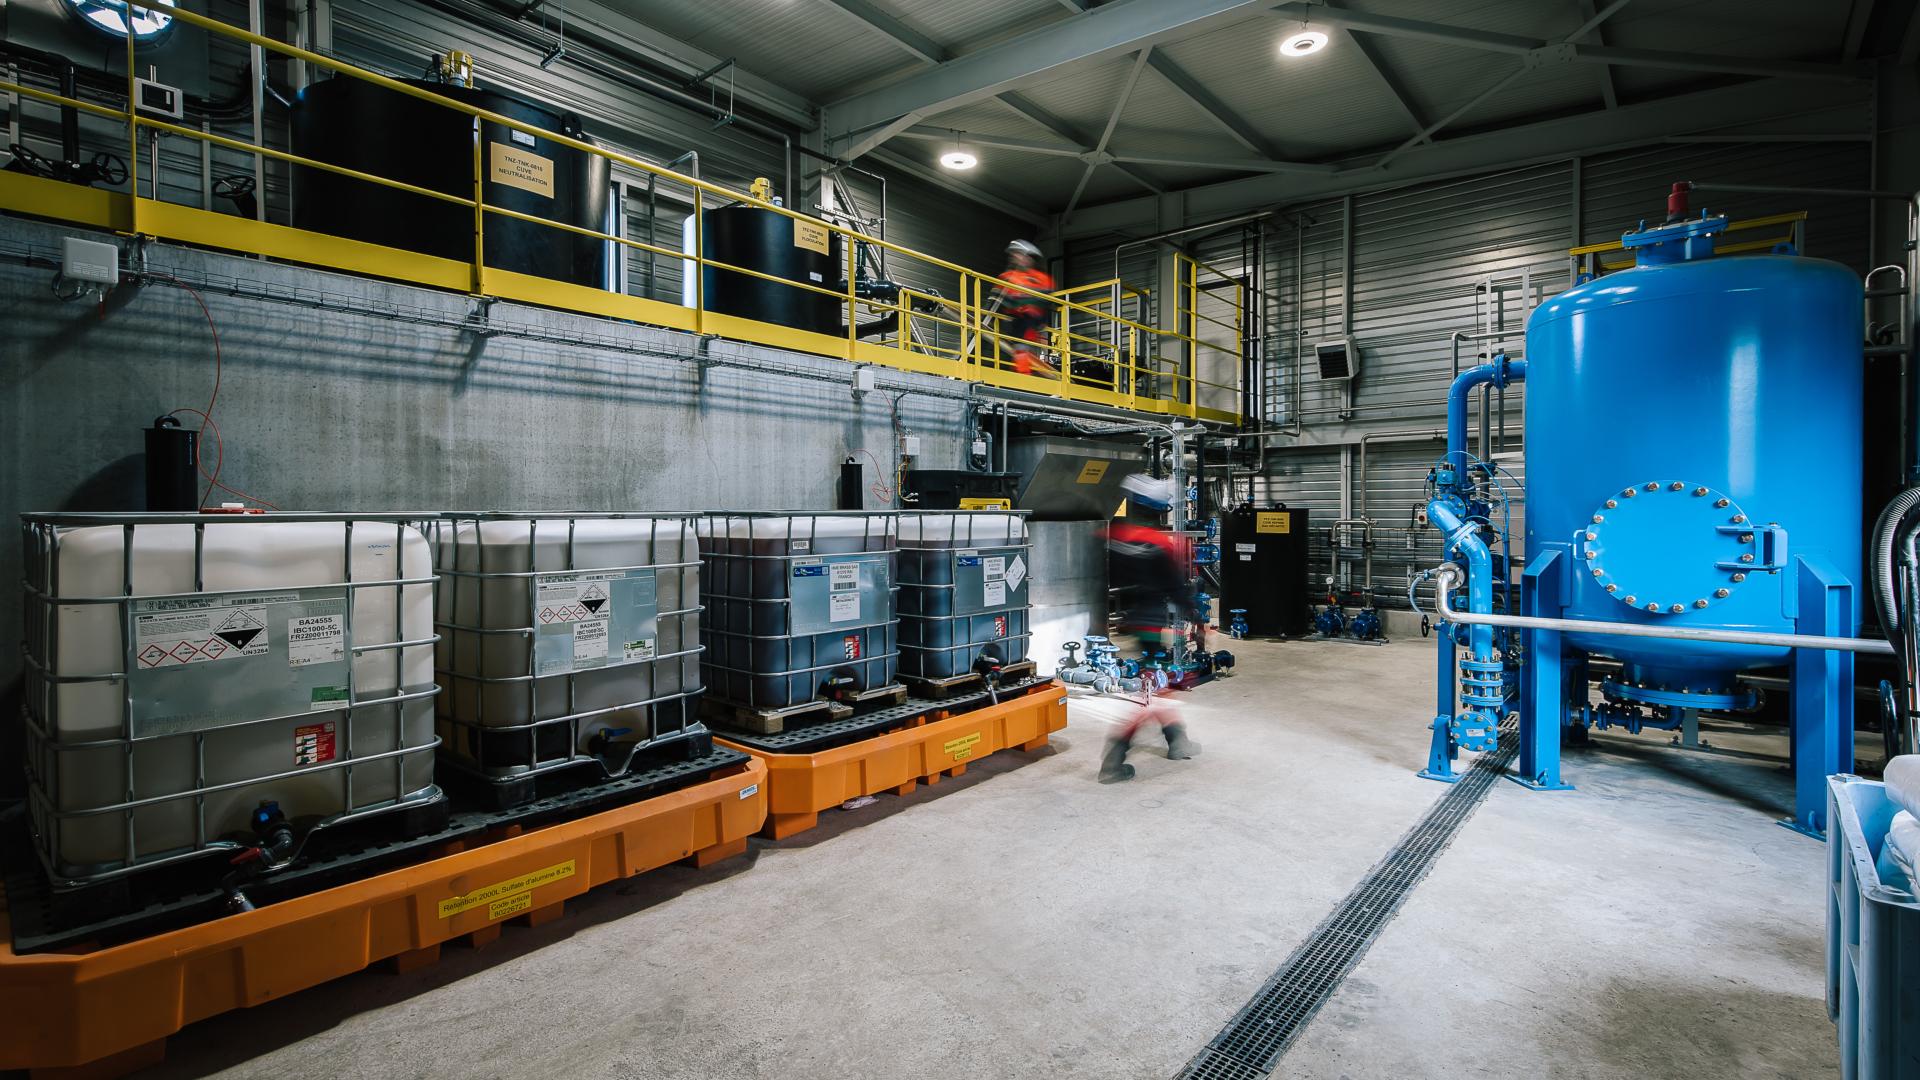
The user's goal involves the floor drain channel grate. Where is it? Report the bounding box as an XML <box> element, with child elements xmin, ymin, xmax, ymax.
<box><xmin>1175</xmin><ymin>725</ymin><xmax>1519</xmax><ymax>1079</ymax></box>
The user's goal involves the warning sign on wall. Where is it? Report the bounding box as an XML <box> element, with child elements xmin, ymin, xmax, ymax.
<box><xmin>489</xmin><ymin>141</ymin><xmax>555</xmax><ymax>198</ymax></box>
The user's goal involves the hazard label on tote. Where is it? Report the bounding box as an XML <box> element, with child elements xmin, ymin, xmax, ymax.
<box><xmin>294</xmin><ymin>720</ymin><xmax>337</xmax><ymax>765</ymax></box>
<box><xmin>135</xmin><ymin>605</ymin><xmax>270</xmax><ymax>667</ymax></box>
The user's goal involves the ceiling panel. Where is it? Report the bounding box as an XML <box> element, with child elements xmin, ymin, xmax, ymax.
<box><xmin>603</xmin><ymin>0</ymin><xmax>921</xmax><ymax>100</ymax></box>
<box><xmin>883</xmin><ymin>0</ymin><xmax>1070</xmax><ymax>54</ymax></box>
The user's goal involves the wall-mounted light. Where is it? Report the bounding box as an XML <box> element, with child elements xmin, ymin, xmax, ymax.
<box><xmin>940</xmin><ymin>132</ymin><xmax>977</xmax><ymax>170</ymax></box>
<box><xmin>1279</xmin><ymin>29</ymin><xmax>1328</xmax><ymax>57</ymax></box>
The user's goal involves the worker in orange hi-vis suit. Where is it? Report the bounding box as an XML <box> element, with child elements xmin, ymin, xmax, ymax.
<box><xmin>993</xmin><ymin>239</ymin><xmax>1059</xmax><ymax>377</ymax></box>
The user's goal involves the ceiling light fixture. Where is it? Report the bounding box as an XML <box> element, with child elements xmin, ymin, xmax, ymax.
<box><xmin>940</xmin><ymin>133</ymin><xmax>977</xmax><ymax>170</ymax></box>
<box><xmin>1280</xmin><ymin>29</ymin><xmax>1328</xmax><ymax>57</ymax></box>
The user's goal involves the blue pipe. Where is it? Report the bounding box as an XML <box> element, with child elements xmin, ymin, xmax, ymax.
<box><xmin>1422</xmin><ymin>355</ymin><xmax>1528</xmax><ymax>771</ymax></box>
<box><xmin>1444</xmin><ymin>354</ymin><xmax>1526</xmax><ymax>475</ymax></box>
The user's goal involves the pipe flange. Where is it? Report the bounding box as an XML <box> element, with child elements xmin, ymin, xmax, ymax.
<box><xmin>1581</xmin><ymin>480</ymin><xmax>1755</xmax><ymax>616</ymax></box>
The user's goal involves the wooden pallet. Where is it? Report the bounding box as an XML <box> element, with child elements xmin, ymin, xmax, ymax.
<box><xmin>900</xmin><ymin>660</ymin><xmax>1040</xmax><ymax>700</ymax></box>
<box><xmin>700</xmin><ymin>695</ymin><xmax>853</xmax><ymax>736</ymax></box>
<box><xmin>702</xmin><ymin>683</ymin><xmax>908</xmax><ymax>736</ymax></box>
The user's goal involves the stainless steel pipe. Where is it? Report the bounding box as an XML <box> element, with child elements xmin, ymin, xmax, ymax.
<box><xmin>1426</xmin><ymin>565</ymin><xmax>1894</xmax><ymax>656</ymax></box>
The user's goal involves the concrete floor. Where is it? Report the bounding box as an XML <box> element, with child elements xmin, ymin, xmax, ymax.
<box><xmin>149</xmin><ymin>639</ymin><xmax>1839</xmax><ymax>1080</ymax></box>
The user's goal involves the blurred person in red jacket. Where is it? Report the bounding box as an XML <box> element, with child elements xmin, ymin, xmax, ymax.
<box><xmin>1099</xmin><ymin>473</ymin><xmax>1201</xmax><ymax>783</ymax></box>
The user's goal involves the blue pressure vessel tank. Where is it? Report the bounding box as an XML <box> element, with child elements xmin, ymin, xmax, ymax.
<box><xmin>1523</xmin><ymin>214</ymin><xmax>1863</xmax><ymax>698</ymax></box>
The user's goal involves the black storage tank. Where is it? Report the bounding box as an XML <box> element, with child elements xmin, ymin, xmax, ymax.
<box><xmin>696</xmin><ymin>204</ymin><xmax>842</xmax><ymax>334</ymax></box>
<box><xmin>1218</xmin><ymin>503</ymin><xmax>1311</xmax><ymax>638</ymax></box>
<box><xmin>290</xmin><ymin>75</ymin><xmax>609</xmax><ymax>287</ymax></box>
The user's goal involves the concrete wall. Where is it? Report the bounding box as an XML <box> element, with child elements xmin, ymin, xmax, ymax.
<box><xmin>0</xmin><ymin>213</ymin><xmax>977</xmax><ymax>693</ymax></box>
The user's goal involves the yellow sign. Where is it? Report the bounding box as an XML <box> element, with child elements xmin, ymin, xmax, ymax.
<box><xmin>438</xmin><ymin>859</ymin><xmax>576</xmax><ymax>919</ymax></box>
<box><xmin>488</xmin><ymin>142</ymin><xmax>555</xmax><ymax>198</ymax></box>
<box><xmin>1075</xmin><ymin>460</ymin><xmax>1111</xmax><ymax>484</ymax></box>
<box><xmin>488</xmin><ymin>892</ymin><xmax>534</xmax><ymax>921</ymax></box>
<box><xmin>958</xmin><ymin>497</ymin><xmax>1013</xmax><ymax>510</ymax></box>
<box><xmin>943</xmin><ymin>732</ymin><xmax>982</xmax><ymax>761</ymax></box>
<box><xmin>1256</xmin><ymin>511</ymin><xmax>1292</xmax><ymax>535</ymax></box>
<box><xmin>794</xmin><ymin>219</ymin><xmax>831</xmax><ymax>255</ymax></box>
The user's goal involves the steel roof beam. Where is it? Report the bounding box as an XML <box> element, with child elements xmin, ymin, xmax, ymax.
<box><xmin>1142</xmin><ymin>50</ymin><xmax>1285</xmax><ymax>160</ymax></box>
<box><xmin>1058</xmin><ymin>77</ymin><xmax>1869</xmax><ymax>240</ymax></box>
<box><xmin>1841</xmin><ymin>0</ymin><xmax>1877</xmax><ymax>62</ymax></box>
<box><xmin>1324</xmin><ymin>3</ymin><xmax>1432</xmax><ymax>140</ymax></box>
<box><xmin>1066</xmin><ymin>49</ymin><xmax>1154</xmax><ymax>221</ymax></box>
<box><xmin>997</xmin><ymin>92</ymin><xmax>1165</xmax><ymax>195</ymax></box>
<box><xmin>1373</xmin><ymin>0</ymin><xmax>1630</xmax><ymax>167</ymax></box>
<box><xmin>827</xmin><ymin>0</ymin><xmax>1277</xmax><ymax>160</ymax></box>
<box><xmin>819</xmin><ymin>0</ymin><xmax>949</xmax><ymax>64</ymax></box>
<box><xmin>1575</xmin><ymin>0</ymin><xmax>1620</xmax><ymax>109</ymax></box>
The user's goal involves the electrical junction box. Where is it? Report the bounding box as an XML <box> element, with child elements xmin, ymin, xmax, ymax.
<box><xmin>61</xmin><ymin>237</ymin><xmax>120</xmax><ymax>286</ymax></box>
<box><xmin>901</xmin><ymin>435</ymin><xmax>922</xmax><ymax>458</ymax></box>
<box><xmin>852</xmin><ymin>366</ymin><xmax>877</xmax><ymax>394</ymax></box>
<box><xmin>135</xmin><ymin>77</ymin><xmax>184</xmax><ymax>119</ymax></box>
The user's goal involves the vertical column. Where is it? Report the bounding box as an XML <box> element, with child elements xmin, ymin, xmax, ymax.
<box><xmin>1788</xmin><ymin>555</ymin><xmax>1855</xmax><ymax>837</ymax></box>
<box><xmin>1516</xmin><ymin>546</ymin><xmax>1574</xmax><ymax>790</ymax></box>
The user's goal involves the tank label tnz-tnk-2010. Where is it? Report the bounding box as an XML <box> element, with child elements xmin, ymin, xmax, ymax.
<box><xmin>533</xmin><ymin>568</ymin><xmax>659</xmax><ymax>677</ymax></box>
<box><xmin>129</xmin><ymin>587</ymin><xmax>352</xmax><ymax>738</ymax></box>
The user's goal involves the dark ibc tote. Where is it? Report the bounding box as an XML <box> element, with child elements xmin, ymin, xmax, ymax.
<box><xmin>699</xmin><ymin>512</ymin><xmax>899</xmax><ymax>708</ymax></box>
<box><xmin>896</xmin><ymin>512</ymin><xmax>1032</xmax><ymax>680</ymax></box>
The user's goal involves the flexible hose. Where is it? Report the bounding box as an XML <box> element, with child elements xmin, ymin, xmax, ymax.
<box><xmin>1873</xmin><ymin>486</ymin><xmax>1920</xmax><ymax>645</ymax></box>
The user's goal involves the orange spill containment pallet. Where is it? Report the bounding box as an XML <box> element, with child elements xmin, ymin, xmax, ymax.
<box><xmin>0</xmin><ymin>757</ymin><xmax>768</xmax><ymax>1078</ymax></box>
<box><xmin>718</xmin><ymin>681</ymin><xmax>1067</xmax><ymax>840</ymax></box>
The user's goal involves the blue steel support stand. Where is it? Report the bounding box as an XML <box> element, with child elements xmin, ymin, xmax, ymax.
<box><xmin>1515</xmin><ymin>545</ymin><xmax>1576</xmax><ymax>791</ymax></box>
<box><xmin>1784</xmin><ymin>555</ymin><xmax>1855</xmax><ymax>838</ymax></box>
<box><xmin>1421</xmin><ymin>620</ymin><xmax>1461</xmax><ymax>782</ymax></box>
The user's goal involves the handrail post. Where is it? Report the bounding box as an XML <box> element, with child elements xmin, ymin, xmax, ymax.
<box><xmin>470</xmin><ymin>127</ymin><xmax>485</xmax><ymax>294</ymax></box>
<box><xmin>691</xmin><ymin>186</ymin><xmax>704</xmax><ymax>334</ymax></box>
<box><xmin>124</xmin><ymin>27</ymin><xmax>138</xmax><ymax>230</ymax></box>
<box><xmin>846</xmin><ymin>228</ymin><xmax>857</xmax><ymax>361</ymax></box>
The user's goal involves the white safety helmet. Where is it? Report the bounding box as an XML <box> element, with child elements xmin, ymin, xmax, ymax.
<box><xmin>1007</xmin><ymin>238</ymin><xmax>1043</xmax><ymax>259</ymax></box>
<box><xmin>1120</xmin><ymin>473</ymin><xmax>1176</xmax><ymax>512</ymax></box>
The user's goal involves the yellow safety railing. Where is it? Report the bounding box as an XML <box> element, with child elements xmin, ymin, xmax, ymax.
<box><xmin>1174</xmin><ymin>252</ymin><xmax>1249</xmax><ymax>419</ymax></box>
<box><xmin>0</xmin><ymin>0</ymin><xmax>1243</xmax><ymax>424</ymax></box>
<box><xmin>1568</xmin><ymin>211</ymin><xmax>1810</xmax><ymax>279</ymax></box>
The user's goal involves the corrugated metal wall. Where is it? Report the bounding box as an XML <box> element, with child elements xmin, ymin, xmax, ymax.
<box><xmin>1250</xmin><ymin>139</ymin><xmax>1872</xmax><ymax>608</ymax></box>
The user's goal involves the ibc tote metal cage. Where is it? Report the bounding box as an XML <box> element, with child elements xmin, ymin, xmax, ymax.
<box><xmin>426</xmin><ymin>512</ymin><xmax>710</xmax><ymax>791</ymax></box>
<box><xmin>698</xmin><ymin>511</ymin><xmax>900</xmax><ymax>709</ymax></box>
<box><xmin>20</xmin><ymin>512</ymin><xmax>444</xmax><ymax>886</ymax></box>
<box><xmin>896</xmin><ymin>510</ymin><xmax>1033</xmax><ymax>681</ymax></box>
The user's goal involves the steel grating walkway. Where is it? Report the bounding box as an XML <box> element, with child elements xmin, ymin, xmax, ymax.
<box><xmin>1175</xmin><ymin>725</ymin><xmax>1520</xmax><ymax>1079</ymax></box>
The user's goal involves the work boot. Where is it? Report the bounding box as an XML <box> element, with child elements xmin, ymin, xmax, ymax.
<box><xmin>1098</xmin><ymin>739</ymin><xmax>1136</xmax><ymax>783</ymax></box>
<box><xmin>1164</xmin><ymin>723</ymin><xmax>1201</xmax><ymax>760</ymax></box>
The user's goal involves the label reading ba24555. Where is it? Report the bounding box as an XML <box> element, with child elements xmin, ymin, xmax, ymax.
<box><xmin>533</xmin><ymin>568</ymin><xmax>658</xmax><ymax>677</ymax></box>
<box><xmin>129</xmin><ymin>587</ymin><xmax>350</xmax><ymax>738</ymax></box>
